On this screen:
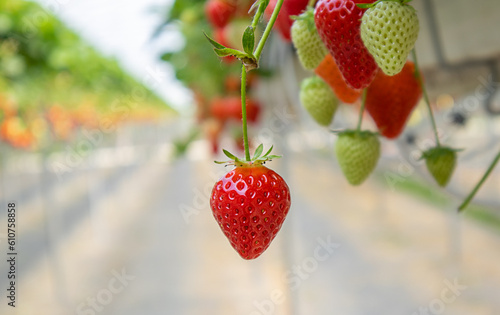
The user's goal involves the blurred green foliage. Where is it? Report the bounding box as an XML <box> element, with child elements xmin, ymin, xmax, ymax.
<box><xmin>0</xmin><ymin>0</ymin><xmax>170</xmax><ymax>112</ymax></box>
<box><xmin>158</xmin><ymin>0</ymin><xmax>241</xmax><ymax>100</ymax></box>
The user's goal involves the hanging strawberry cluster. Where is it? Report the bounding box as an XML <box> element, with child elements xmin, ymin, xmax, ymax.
<box><xmin>289</xmin><ymin>0</ymin><xmax>459</xmax><ymax>188</ymax></box>
<box><xmin>199</xmin><ymin>0</ymin><xmax>496</xmax><ymax>259</ymax></box>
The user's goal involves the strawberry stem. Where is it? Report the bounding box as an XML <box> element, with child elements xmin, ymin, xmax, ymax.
<box><xmin>307</xmin><ymin>0</ymin><xmax>317</xmax><ymax>8</ymax></box>
<box><xmin>254</xmin><ymin>0</ymin><xmax>285</xmax><ymax>60</ymax></box>
<box><xmin>356</xmin><ymin>89</ymin><xmax>367</xmax><ymax>132</ymax></box>
<box><xmin>411</xmin><ymin>48</ymin><xmax>441</xmax><ymax>147</ymax></box>
<box><xmin>240</xmin><ymin>64</ymin><xmax>251</xmax><ymax>161</ymax></box>
<box><xmin>458</xmin><ymin>149</ymin><xmax>500</xmax><ymax>212</ymax></box>
<box><xmin>240</xmin><ymin>0</ymin><xmax>285</xmax><ymax>161</ymax></box>
<box><xmin>251</xmin><ymin>0</ymin><xmax>268</xmax><ymax>29</ymax></box>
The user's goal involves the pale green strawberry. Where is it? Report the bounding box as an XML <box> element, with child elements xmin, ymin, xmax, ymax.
<box><xmin>291</xmin><ymin>8</ymin><xmax>328</xmax><ymax>70</ymax></box>
<box><xmin>299</xmin><ymin>76</ymin><xmax>338</xmax><ymax>126</ymax></box>
<box><xmin>422</xmin><ymin>146</ymin><xmax>458</xmax><ymax>187</ymax></box>
<box><xmin>335</xmin><ymin>130</ymin><xmax>380</xmax><ymax>186</ymax></box>
<box><xmin>360</xmin><ymin>1</ymin><xmax>419</xmax><ymax>76</ymax></box>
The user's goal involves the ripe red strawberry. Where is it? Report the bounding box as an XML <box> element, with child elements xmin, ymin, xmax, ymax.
<box><xmin>421</xmin><ymin>146</ymin><xmax>458</xmax><ymax>187</ymax></box>
<box><xmin>314</xmin><ymin>0</ymin><xmax>378</xmax><ymax>89</ymax></box>
<box><xmin>266</xmin><ymin>0</ymin><xmax>309</xmax><ymax>42</ymax></box>
<box><xmin>315</xmin><ymin>54</ymin><xmax>362</xmax><ymax>104</ymax></box>
<box><xmin>210</xmin><ymin>158</ymin><xmax>291</xmax><ymax>259</ymax></box>
<box><xmin>205</xmin><ymin>0</ymin><xmax>237</xmax><ymax>28</ymax></box>
<box><xmin>365</xmin><ymin>61</ymin><xmax>422</xmax><ymax>139</ymax></box>
<box><xmin>335</xmin><ymin>130</ymin><xmax>380</xmax><ymax>185</ymax></box>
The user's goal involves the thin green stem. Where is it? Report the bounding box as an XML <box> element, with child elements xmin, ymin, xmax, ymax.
<box><xmin>458</xmin><ymin>149</ymin><xmax>500</xmax><ymax>212</ymax></box>
<box><xmin>240</xmin><ymin>64</ymin><xmax>251</xmax><ymax>161</ymax></box>
<box><xmin>412</xmin><ymin>48</ymin><xmax>441</xmax><ymax>147</ymax></box>
<box><xmin>356</xmin><ymin>89</ymin><xmax>367</xmax><ymax>132</ymax></box>
<box><xmin>307</xmin><ymin>0</ymin><xmax>317</xmax><ymax>8</ymax></box>
<box><xmin>254</xmin><ymin>0</ymin><xmax>284</xmax><ymax>60</ymax></box>
<box><xmin>251</xmin><ymin>0</ymin><xmax>268</xmax><ymax>29</ymax></box>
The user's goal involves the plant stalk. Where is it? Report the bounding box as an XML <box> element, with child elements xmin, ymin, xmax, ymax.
<box><xmin>254</xmin><ymin>0</ymin><xmax>284</xmax><ymax>60</ymax></box>
<box><xmin>356</xmin><ymin>89</ymin><xmax>367</xmax><ymax>132</ymax></box>
<box><xmin>240</xmin><ymin>0</ymin><xmax>285</xmax><ymax>161</ymax></box>
<box><xmin>458</xmin><ymin>149</ymin><xmax>500</xmax><ymax>212</ymax></box>
<box><xmin>251</xmin><ymin>0</ymin><xmax>269</xmax><ymax>29</ymax></box>
<box><xmin>412</xmin><ymin>48</ymin><xmax>441</xmax><ymax>147</ymax></box>
<box><xmin>240</xmin><ymin>64</ymin><xmax>251</xmax><ymax>161</ymax></box>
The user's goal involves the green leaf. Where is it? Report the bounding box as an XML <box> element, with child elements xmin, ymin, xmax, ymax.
<box><xmin>263</xmin><ymin>145</ymin><xmax>274</xmax><ymax>157</ymax></box>
<box><xmin>266</xmin><ymin>155</ymin><xmax>282</xmax><ymax>160</ymax></box>
<box><xmin>203</xmin><ymin>32</ymin><xmax>227</xmax><ymax>50</ymax></box>
<box><xmin>253</xmin><ymin>143</ymin><xmax>264</xmax><ymax>160</ymax></box>
<box><xmin>213</xmin><ymin>47</ymin><xmax>249</xmax><ymax>59</ymax></box>
<box><xmin>160</xmin><ymin>52</ymin><xmax>174</xmax><ymax>61</ymax></box>
<box><xmin>242</xmin><ymin>26</ymin><xmax>255</xmax><ymax>55</ymax></box>
<box><xmin>223</xmin><ymin>149</ymin><xmax>238</xmax><ymax>161</ymax></box>
<box><xmin>212</xmin><ymin>48</ymin><xmax>234</xmax><ymax>57</ymax></box>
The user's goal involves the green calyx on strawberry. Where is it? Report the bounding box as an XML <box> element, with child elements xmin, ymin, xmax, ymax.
<box><xmin>359</xmin><ymin>0</ymin><xmax>419</xmax><ymax>76</ymax></box>
<box><xmin>335</xmin><ymin>130</ymin><xmax>381</xmax><ymax>186</ymax></box>
<box><xmin>421</xmin><ymin>146</ymin><xmax>459</xmax><ymax>187</ymax></box>
<box><xmin>215</xmin><ymin>144</ymin><xmax>282</xmax><ymax>166</ymax></box>
<box><xmin>211</xmin><ymin>145</ymin><xmax>291</xmax><ymax>260</ymax></box>
<box><xmin>299</xmin><ymin>76</ymin><xmax>338</xmax><ymax>126</ymax></box>
<box><xmin>291</xmin><ymin>7</ymin><xmax>329</xmax><ymax>70</ymax></box>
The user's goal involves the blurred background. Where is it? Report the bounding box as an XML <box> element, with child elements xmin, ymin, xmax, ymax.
<box><xmin>0</xmin><ymin>0</ymin><xmax>499</xmax><ymax>314</ymax></box>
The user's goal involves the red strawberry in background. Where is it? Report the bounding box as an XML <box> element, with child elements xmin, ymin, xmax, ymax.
<box><xmin>203</xmin><ymin>118</ymin><xmax>225</xmax><ymax>154</ymax></box>
<box><xmin>205</xmin><ymin>0</ymin><xmax>237</xmax><ymax>28</ymax></box>
<box><xmin>224</xmin><ymin>73</ymin><xmax>258</xmax><ymax>93</ymax></box>
<box><xmin>210</xmin><ymin>96</ymin><xmax>261</xmax><ymax>123</ymax></box>
<box><xmin>210</xmin><ymin>155</ymin><xmax>291</xmax><ymax>259</ymax></box>
<box><xmin>315</xmin><ymin>54</ymin><xmax>362</xmax><ymax>104</ymax></box>
<box><xmin>224</xmin><ymin>75</ymin><xmax>241</xmax><ymax>93</ymax></box>
<box><xmin>365</xmin><ymin>61</ymin><xmax>422</xmax><ymax>139</ymax></box>
<box><xmin>266</xmin><ymin>0</ymin><xmax>309</xmax><ymax>42</ymax></box>
<box><xmin>314</xmin><ymin>0</ymin><xmax>378</xmax><ymax>89</ymax></box>
<box><xmin>244</xmin><ymin>98</ymin><xmax>261</xmax><ymax>123</ymax></box>
<box><xmin>210</xmin><ymin>97</ymin><xmax>225</xmax><ymax>121</ymax></box>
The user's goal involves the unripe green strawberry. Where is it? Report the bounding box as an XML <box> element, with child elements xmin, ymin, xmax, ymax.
<box><xmin>299</xmin><ymin>76</ymin><xmax>338</xmax><ymax>126</ymax></box>
<box><xmin>291</xmin><ymin>8</ymin><xmax>328</xmax><ymax>70</ymax></box>
<box><xmin>360</xmin><ymin>1</ymin><xmax>419</xmax><ymax>76</ymax></box>
<box><xmin>422</xmin><ymin>146</ymin><xmax>457</xmax><ymax>187</ymax></box>
<box><xmin>335</xmin><ymin>130</ymin><xmax>380</xmax><ymax>186</ymax></box>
